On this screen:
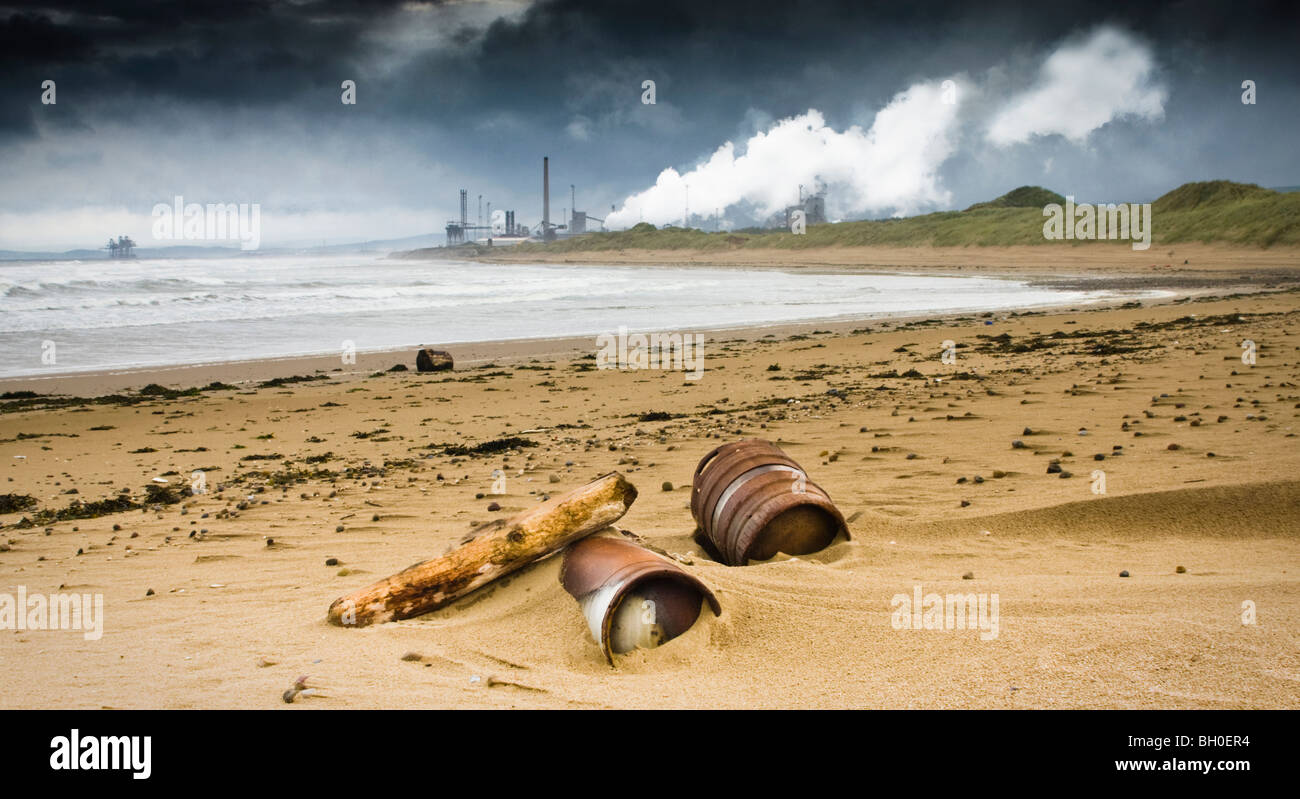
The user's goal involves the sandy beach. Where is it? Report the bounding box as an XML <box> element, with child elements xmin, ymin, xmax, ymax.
<box><xmin>464</xmin><ymin>241</ymin><xmax>1300</xmax><ymax>278</ymax></box>
<box><xmin>2</xmin><ymin>247</ymin><xmax>1298</xmax><ymax>709</ymax></box>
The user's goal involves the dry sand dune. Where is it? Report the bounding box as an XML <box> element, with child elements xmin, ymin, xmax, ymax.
<box><xmin>1</xmin><ymin>269</ymin><xmax>1298</xmax><ymax>709</ymax></box>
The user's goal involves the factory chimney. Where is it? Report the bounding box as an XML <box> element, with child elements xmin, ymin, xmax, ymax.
<box><xmin>543</xmin><ymin>156</ymin><xmax>552</xmax><ymax>241</ymax></box>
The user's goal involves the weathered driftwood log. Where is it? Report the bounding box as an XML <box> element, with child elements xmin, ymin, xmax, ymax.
<box><xmin>416</xmin><ymin>348</ymin><xmax>454</xmax><ymax>372</ymax></box>
<box><xmin>327</xmin><ymin>472</ymin><xmax>638</xmax><ymax>627</ymax></box>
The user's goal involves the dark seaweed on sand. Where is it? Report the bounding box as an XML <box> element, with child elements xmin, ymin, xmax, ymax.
<box><xmin>436</xmin><ymin>436</ymin><xmax>538</xmax><ymax>456</ymax></box>
<box><xmin>1</xmin><ymin>382</ymin><xmax>230</xmax><ymax>414</ymax></box>
<box><xmin>0</xmin><ymin>494</ymin><xmax>37</xmax><ymax>514</ymax></box>
<box><xmin>259</xmin><ymin>374</ymin><xmax>329</xmax><ymax>389</ymax></box>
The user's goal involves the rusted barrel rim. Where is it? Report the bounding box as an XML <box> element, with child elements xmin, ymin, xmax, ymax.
<box><xmin>691</xmin><ymin>440</ymin><xmax>753</xmax><ymax>519</ymax></box>
<box><xmin>690</xmin><ymin>439</ymin><xmax>850</xmax><ymax>565</ymax></box>
<box><xmin>561</xmin><ymin>536</ymin><xmax>721</xmax><ymax>665</ymax></box>
<box><xmin>730</xmin><ymin>487</ymin><xmax>848</xmax><ymax>565</ymax></box>
<box><xmin>714</xmin><ymin>467</ymin><xmax>811</xmax><ymax>563</ymax></box>
<box><xmin>696</xmin><ymin>451</ymin><xmax>802</xmax><ymax>529</ymax></box>
<box><xmin>709</xmin><ymin>463</ymin><xmax>802</xmax><ymax>541</ymax></box>
<box><xmin>691</xmin><ymin>439</ymin><xmax>795</xmax><ymax>521</ymax></box>
<box><xmin>714</xmin><ymin>468</ymin><xmax>842</xmax><ymax>564</ymax></box>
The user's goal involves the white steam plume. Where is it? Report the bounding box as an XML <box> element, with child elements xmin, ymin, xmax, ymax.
<box><xmin>606</xmin><ymin>25</ymin><xmax>1169</xmax><ymax>229</ymax></box>
<box><xmin>986</xmin><ymin>26</ymin><xmax>1165</xmax><ymax>146</ymax></box>
<box><xmin>605</xmin><ymin>81</ymin><xmax>961</xmax><ymax>229</ymax></box>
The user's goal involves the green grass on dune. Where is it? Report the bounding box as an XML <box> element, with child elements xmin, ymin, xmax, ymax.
<box><xmin>965</xmin><ymin>185</ymin><xmax>1066</xmax><ymax>210</ymax></box>
<box><xmin>507</xmin><ymin>181</ymin><xmax>1300</xmax><ymax>253</ymax></box>
<box><xmin>1150</xmin><ymin>182</ymin><xmax>1300</xmax><ymax>247</ymax></box>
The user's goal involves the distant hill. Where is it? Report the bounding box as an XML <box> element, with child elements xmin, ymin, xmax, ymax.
<box><xmin>499</xmin><ymin>180</ymin><xmax>1300</xmax><ymax>254</ymax></box>
<box><xmin>1152</xmin><ymin>180</ymin><xmax>1277</xmax><ymax>212</ymax></box>
<box><xmin>966</xmin><ymin>185</ymin><xmax>1066</xmax><ymax>211</ymax></box>
<box><xmin>1146</xmin><ymin>181</ymin><xmax>1299</xmax><ymax>246</ymax></box>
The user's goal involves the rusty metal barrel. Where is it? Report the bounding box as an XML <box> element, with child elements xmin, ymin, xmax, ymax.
<box><xmin>561</xmin><ymin>535</ymin><xmax>721</xmax><ymax>665</ymax></box>
<box><xmin>691</xmin><ymin>439</ymin><xmax>849</xmax><ymax>566</ymax></box>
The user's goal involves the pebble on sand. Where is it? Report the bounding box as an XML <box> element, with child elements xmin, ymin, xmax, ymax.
<box><xmin>1119</xmin><ymin>570</ymin><xmax>1130</xmax><ymax>577</ymax></box>
<box><xmin>962</xmin><ymin>572</ymin><xmax>974</xmax><ymax>580</ymax></box>
<box><xmin>1175</xmin><ymin>565</ymin><xmax>1187</xmax><ymax>574</ymax></box>
<box><xmin>662</xmin><ymin>481</ymin><xmax>674</xmax><ymax>491</ymax></box>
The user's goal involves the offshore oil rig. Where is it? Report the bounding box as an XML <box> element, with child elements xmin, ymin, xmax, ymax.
<box><xmin>104</xmin><ymin>235</ymin><xmax>138</xmax><ymax>258</ymax></box>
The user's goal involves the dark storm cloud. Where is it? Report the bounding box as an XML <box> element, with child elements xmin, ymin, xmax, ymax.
<box><xmin>0</xmin><ymin>11</ymin><xmax>93</xmax><ymax>64</ymax></box>
<box><xmin>1</xmin><ymin>0</ymin><xmax>1297</xmax><ymax>247</ymax></box>
<box><xmin>6</xmin><ymin>0</ymin><xmax>1297</xmax><ymax>126</ymax></box>
<box><xmin>0</xmin><ymin>0</ymin><xmax>469</xmax><ymax>143</ymax></box>
<box><xmin>0</xmin><ymin>0</ymin><xmax>410</xmax><ymax>108</ymax></box>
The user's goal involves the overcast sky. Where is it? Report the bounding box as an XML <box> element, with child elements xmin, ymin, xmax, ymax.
<box><xmin>1</xmin><ymin>0</ymin><xmax>1297</xmax><ymax>250</ymax></box>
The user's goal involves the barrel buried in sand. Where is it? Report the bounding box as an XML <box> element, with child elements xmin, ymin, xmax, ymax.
<box><xmin>691</xmin><ymin>439</ymin><xmax>849</xmax><ymax>566</ymax></box>
<box><xmin>561</xmin><ymin>536</ymin><xmax>721</xmax><ymax>665</ymax></box>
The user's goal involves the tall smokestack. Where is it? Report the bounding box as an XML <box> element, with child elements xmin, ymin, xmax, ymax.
<box><xmin>543</xmin><ymin>156</ymin><xmax>551</xmax><ymax>240</ymax></box>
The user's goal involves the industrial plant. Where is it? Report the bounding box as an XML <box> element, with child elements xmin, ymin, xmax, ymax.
<box><xmin>778</xmin><ymin>184</ymin><xmax>827</xmax><ymax>229</ymax></box>
<box><xmin>441</xmin><ymin>157</ymin><xmax>822</xmax><ymax>248</ymax></box>
<box><xmin>442</xmin><ymin>155</ymin><xmax>620</xmax><ymax>248</ymax></box>
<box><xmin>443</xmin><ymin>156</ymin><xmax>607</xmax><ymax>247</ymax></box>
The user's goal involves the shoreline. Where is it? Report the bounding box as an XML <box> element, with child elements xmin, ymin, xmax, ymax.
<box><xmin>0</xmin><ymin>287</ymin><xmax>1200</xmax><ymax>397</ymax></box>
<box><xmin>4</xmin><ymin>251</ymin><xmax>1290</xmax><ymax>396</ymax></box>
<box><xmin>398</xmin><ymin>241</ymin><xmax>1300</xmax><ymax>276</ymax></box>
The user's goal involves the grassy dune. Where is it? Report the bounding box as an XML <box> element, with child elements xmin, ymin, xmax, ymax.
<box><xmin>506</xmin><ymin>181</ymin><xmax>1300</xmax><ymax>253</ymax></box>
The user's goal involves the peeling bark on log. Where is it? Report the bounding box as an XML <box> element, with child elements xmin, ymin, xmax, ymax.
<box><xmin>327</xmin><ymin>472</ymin><xmax>637</xmax><ymax>627</ymax></box>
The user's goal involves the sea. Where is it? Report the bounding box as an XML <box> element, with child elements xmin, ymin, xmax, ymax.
<box><xmin>0</xmin><ymin>254</ymin><xmax>1169</xmax><ymax>379</ymax></box>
